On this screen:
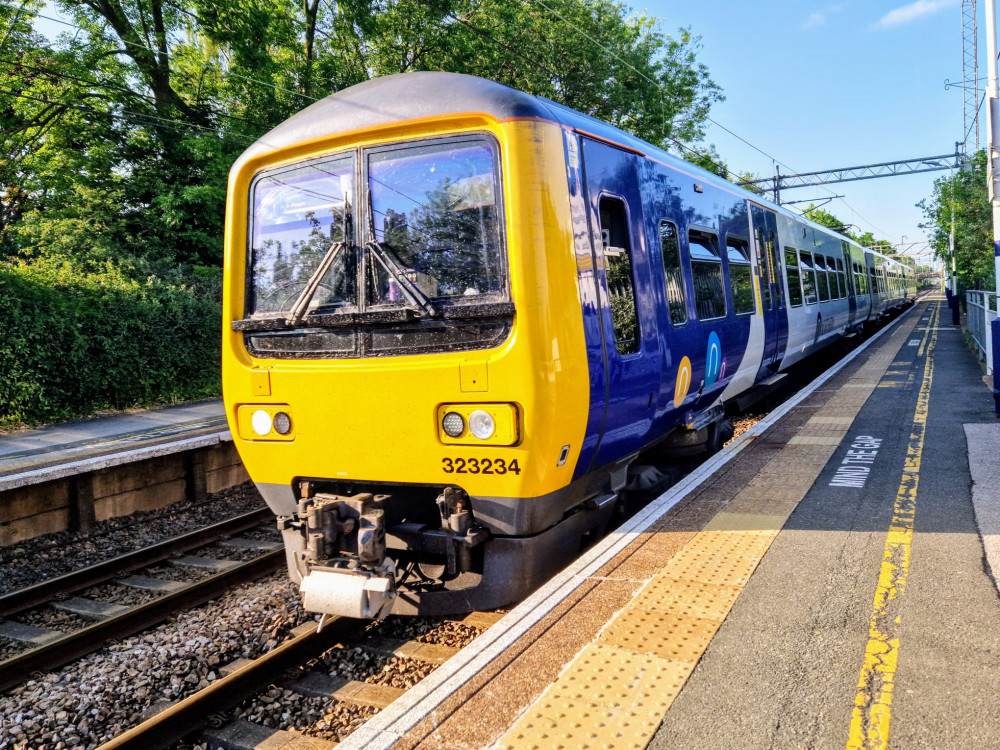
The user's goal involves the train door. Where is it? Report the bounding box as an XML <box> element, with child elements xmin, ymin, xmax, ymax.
<box><xmin>580</xmin><ymin>137</ymin><xmax>659</xmax><ymax>468</ymax></box>
<box><xmin>750</xmin><ymin>204</ymin><xmax>786</xmax><ymax>375</ymax></box>
<box><xmin>843</xmin><ymin>241</ymin><xmax>859</xmax><ymax>327</ymax></box>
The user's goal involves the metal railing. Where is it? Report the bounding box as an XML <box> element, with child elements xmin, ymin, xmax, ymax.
<box><xmin>966</xmin><ymin>290</ymin><xmax>1000</xmax><ymax>372</ymax></box>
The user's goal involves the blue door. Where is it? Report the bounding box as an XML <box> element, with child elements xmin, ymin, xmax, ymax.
<box><xmin>580</xmin><ymin>138</ymin><xmax>660</xmax><ymax>468</ymax></box>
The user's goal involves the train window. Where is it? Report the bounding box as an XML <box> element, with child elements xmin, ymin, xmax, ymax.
<box><xmin>249</xmin><ymin>152</ymin><xmax>357</xmax><ymax>315</ymax></box>
<box><xmin>689</xmin><ymin>230</ymin><xmax>726</xmax><ymax>320</ymax></box>
<box><xmin>600</xmin><ymin>196</ymin><xmax>640</xmax><ymax>355</ymax></box>
<box><xmin>726</xmin><ymin>237</ymin><xmax>755</xmax><ymax>315</ymax></box>
<box><xmin>814</xmin><ymin>255</ymin><xmax>830</xmax><ymax>302</ymax></box>
<box><xmin>855</xmin><ymin>263</ymin><xmax>868</xmax><ymax>295</ymax></box>
<box><xmin>784</xmin><ymin>247</ymin><xmax>803</xmax><ymax>307</ymax></box>
<box><xmin>367</xmin><ymin>138</ymin><xmax>505</xmax><ymax>305</ymax></box>
<box><xmin>799</xmin><ymin>250</ymin><xmax>818</xmax><ymax>305</ymax></box>
<box><xmin>834</xmin><ymin>257</ymin><xmax>846</xmax><ymax>298</ymax></box>
<box><xmin>660</xmin><ymin>220</ymin><xmax>687</xmax><ymax>326</ymax></box>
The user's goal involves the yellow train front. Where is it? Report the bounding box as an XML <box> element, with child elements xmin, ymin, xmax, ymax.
<box><xmin>223</xmin><ymin>73</ymin><xmax>610</xmax><ymax>617</ymax></box>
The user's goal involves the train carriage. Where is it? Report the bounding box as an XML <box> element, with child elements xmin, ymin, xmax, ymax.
<box><xmin>222</xmin><ymin>72</ymin><xmax>913</xmax><ymax>618</ymax></box>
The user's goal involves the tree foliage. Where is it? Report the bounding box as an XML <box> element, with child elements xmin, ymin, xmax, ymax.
<box><xmin>918</xmin><ymin>150</ymin><xmax>993</xmax><ymax>291</ymax></box>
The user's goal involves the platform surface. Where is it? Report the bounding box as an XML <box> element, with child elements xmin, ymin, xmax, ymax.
<box><xmin>0</xmin><ymin>400</ymin><xmax>226</xmax><ymax>478</ymax></box>
<box><xmin>340</xmin><ymin>293</ymin><xmax>1000</xmax><ymax>750</ymax></box>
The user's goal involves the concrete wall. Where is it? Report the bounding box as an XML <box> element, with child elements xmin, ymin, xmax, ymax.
<box><xmin>0</xmin><ymin>441</ymin><xmax>249</xmax><ymax>546</ymax></box>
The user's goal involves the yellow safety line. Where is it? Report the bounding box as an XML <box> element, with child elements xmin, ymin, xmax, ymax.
<box><xmin>845</xmin><ymin>302</ymin><xmax>938</xmax><ymax>750</ymax></box>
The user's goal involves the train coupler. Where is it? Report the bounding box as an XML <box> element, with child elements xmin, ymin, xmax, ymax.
<box><xmin>300</xmin><ymin>559</ymin><xmax>396</xmax><ymax>619</ymax></box>
<box><xmin>290</xmin><ymin>488</ymin><xmax>397</xmax><ymax>619</ymax></box>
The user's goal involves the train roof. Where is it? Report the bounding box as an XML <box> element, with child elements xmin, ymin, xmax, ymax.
<box><xmin>233</xmin><ymin>72</ymin><xmax>912</xmax><ymax>273</ymax></box>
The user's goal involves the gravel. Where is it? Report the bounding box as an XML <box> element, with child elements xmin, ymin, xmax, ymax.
<box><xmin>0</xmin><ymin>636</ymin><xmax>27</xmax><ymax>659</ymax></box>
<box><xmin>0</xmin><ymin>573</ymin><xmax>312</xmax><ymax>749</ymax></box>
<box><xmin>82</xmin><ymin>581</ymin><xmax>165</xmax><ymax>607</ymax></box>
<box><xmin>190</xmin><ymin>544</ymin><xmax>265</xmax><ymax>563</ymax></box>
<box><xmin>0</xmin><ymin>483</ymin><xmax>267</xmax><ymax>595</ymax></box>
<box><xmin>143</xmin><ymin>564</ymin><xmax>215</xmax><ymax>584</ymax></box>
<box><xmin>14</xmin><ymin>606</ymin><xmax>95</xmax><ymax>633</ymax></box>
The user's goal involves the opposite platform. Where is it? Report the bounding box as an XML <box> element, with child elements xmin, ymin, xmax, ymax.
<box><xmin>340</xmin><ymin>293</ymin><xmax>1000</xmax><ymax>750</ymax></box>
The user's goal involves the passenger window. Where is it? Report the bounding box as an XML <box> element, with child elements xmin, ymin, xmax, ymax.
<box><xmin>688</xmin><ymin>230</ymin><xmax>726</xmax><ymax>320</ymax></box>
<box><xmin>599</xmin><ymin>196</ymin><xmax>639</xmax><ymax>355</ymax></box>
<box><xmin>833</xmin><ymin>257</ymin><xmax>845</xmax><ymax>298</ymax></box>
<box><xmin>660</xmin><ymin>221</ymin><xmax>687</xmax><ymax>326</ymax></box>
<box><xmin>814</xmin><ymin>254</ymin><xmax>830</xmax><ymax>302</ymax></box>
<box><xmin>800</xmin><ymin>250</ymin><xmax>818</xmax><ymax>304</ymax></box>
<box><xmin>726</xmin><ymin>236</ymin><xmax>755</xmax><ymax>316</ymax></box>
<box><xmin>785</xmin><ymin>247</ymin><xmax>803</xmax><ymax>307</ymax></box>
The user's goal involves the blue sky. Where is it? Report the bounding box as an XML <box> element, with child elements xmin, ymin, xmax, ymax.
<box><xmin>647</xmin><ymin>0</ymin><xmax>982</xmax><ymax>267</ymax></box>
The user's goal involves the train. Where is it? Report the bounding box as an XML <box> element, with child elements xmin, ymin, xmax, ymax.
<box><xmin>221</xmin><ymin>72</ymin><xmax>915</xmax><ymax>619</ymax></box>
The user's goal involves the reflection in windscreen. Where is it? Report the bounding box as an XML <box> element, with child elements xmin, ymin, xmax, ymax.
<box><xmin>250</xmin><ymin>156</ymin><xmax>355</xmax><ymax>315</ymax></box>
<box><xmin>368</xmin><ymin>140</ymin><xmax>504</xmax><ymax>305</ymax></box>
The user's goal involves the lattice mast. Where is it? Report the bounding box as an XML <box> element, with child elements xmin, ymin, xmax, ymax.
<box><xmin>963</xmin><ymin>0</ymin><xmax>980</xmax><ymax>152</ymax></box>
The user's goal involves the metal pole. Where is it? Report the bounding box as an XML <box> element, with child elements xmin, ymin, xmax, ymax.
<box><xmin>986</xmin><ymin>0</ymin><xmax>1000</xmax><ymax>290</ymax></box>
<box><xmin>986</xmin><ymin>0</ymin><xmax>1000</xmax><ymax>411</ymax></box>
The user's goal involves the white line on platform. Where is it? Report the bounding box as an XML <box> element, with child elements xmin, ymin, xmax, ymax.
<box><xmin>338</xmin><ymin>304</ymin><xmax>921</xmax><ymax>750</ymax></box>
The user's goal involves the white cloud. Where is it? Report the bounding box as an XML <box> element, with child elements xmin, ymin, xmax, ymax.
<box><xmin>872</xmin><ymin>0</ymin><xmax>959</xmax><ymax>30</ymax></box>
<box><xmin>801</xmin><ymin>4</ymin><xmax>844</xmax><ymax>30</ymax></box>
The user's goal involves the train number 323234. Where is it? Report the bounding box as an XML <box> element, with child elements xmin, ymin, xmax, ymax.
<box><xmin>442</xmin><ymin>457</ymin><xmax>522</xmax><ymax>475</ymax></box>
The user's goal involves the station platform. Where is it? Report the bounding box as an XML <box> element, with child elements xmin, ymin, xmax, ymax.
<box><xmin>0</xmin><ymin>400</ymin><xmax>226</xmax><ymax>483</ymax></box>
<box><xmin>342</xmin><ymin>292</ymin><xmax>1000</xmax><ymax>750</ymax></box>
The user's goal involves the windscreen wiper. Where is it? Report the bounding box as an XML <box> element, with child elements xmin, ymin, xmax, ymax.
<box><xmin>365</xmin><ymin>240</ymin><xmax>437</xmax><ymax>318</ymax></box>
<box><xmin>285</xmin><ymin>241</ymin><xmax>347</xmax><ymax>326</ymax></box>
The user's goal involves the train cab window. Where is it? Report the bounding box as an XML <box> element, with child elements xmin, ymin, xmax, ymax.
<box><xmin>726</xmin><ymin>236</ymin><xmax>755</xmax><ymax>315</ymax></box>
<box><xmin>814</xmin><ymin>254</ymin><xmax>830</xmax><ymax>302</ymax></box>
<box><xmin>799</xmin><ymin>250</ymin><xmax>818</xmax><ymax>305</ymax></box>
<box><xmin>833</xmin><ymin>257</ymin><xmax>846</xmax><ymax>298</ymax></box>
<box><xmin>688</xmin><ymin>229</ymin><xmax>726</xmax><ymax>320</ymax></box>
<box><xmin>599</xmin><ymin>196</ymin><xmax>639</xmax><ymax>355</ymax></box>
<box><xmin>660</xmin><ymin>221</ymin><xmax>687</xmax><ymax>326</ymax></box>
<box><xmin>784</xmin><ymin>247</ymin><xmax>803</xmax><ymax>307</ymax></box>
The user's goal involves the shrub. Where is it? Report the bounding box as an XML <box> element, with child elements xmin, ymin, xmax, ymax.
<box><xmin>0</xmin><ymin>257</ymin><xmax>221</xmax><ymax>428</ymax></box>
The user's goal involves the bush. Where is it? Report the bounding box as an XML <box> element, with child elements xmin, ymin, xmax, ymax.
<box><xmin>0</xmin><ymin>257</ymin><xmax>221</xmax><ymax>428</ymax></box>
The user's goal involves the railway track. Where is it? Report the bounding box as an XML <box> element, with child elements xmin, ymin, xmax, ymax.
<box><xmin>98</xmin><ymin>610</ymin><xmax>502</xmax><ymax>750</ymax></box>
<box><xmin>0</xmin><ymin>508</ymin><xmax>282</xmax><ymax>692</ymax></box>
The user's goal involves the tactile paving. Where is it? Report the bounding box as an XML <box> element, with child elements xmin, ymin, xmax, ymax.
<box><xmin>633</xmin><ymin>576</ymin><xmax>742</xmax><ymax>620</ymax></box>
<box><xmin>700</xmin><ymin>511</ymin><xmax>786</xmax><ymax>535</ymax></box>
<box><xmin>598</xmin><ymin>608</ymin><xmax>723</xmax><ymax>661</ymax></box>
<box><xmin>499</xmin><ymin>697</ymin><xmax>664</xmax><ymax>750</ymax></box>
<box><xmin>661</xmin><ymin>547</ymin><xmax>763</xmax><ymax>586</ymax></box>
<box><xmin>546</xmin><ymin>644</ymin><xmax>693</xmax><ymax>713</ymax></box>
<box><xmin>680</xmin><ymin>530</ymin><xmax>776</xmax><ymax>560</ymax></box>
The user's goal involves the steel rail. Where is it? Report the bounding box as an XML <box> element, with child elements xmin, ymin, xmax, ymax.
<box><xmin>0</xmin><ymin>508</ymin><xmax>275</xmax><ymax>618</ymax></box>
<box><xmin>0</xmin><ymin>549</ymin><xmax>284</xmax><ymax>693</ymax></box>
<box><xmin>97</xmin><ymin>617</ymin><xmax>360</xmax><ymax>750</ymax></box>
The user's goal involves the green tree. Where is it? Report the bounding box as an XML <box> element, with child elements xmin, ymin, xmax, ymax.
<box><xmin>918</xmin><ymin>150</ymin><xmax>993</xmax><ymax>291</ymax></box>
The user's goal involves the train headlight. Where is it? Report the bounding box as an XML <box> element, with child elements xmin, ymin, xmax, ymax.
<box><xmin>251</xmin><ymin>410</ymin><xmax>273</xmax><ymax>436</ymax></box>
<box><xmin>469</xmin><ymin>410</ymin><xmax>495</xmax><ymax>440</ymax></box>
<box><xmin>442</xmin><ymin>411</ymin><xmax>465</xmax><ymax>438</ymax></box>
<box><xmin>237</xmin><ymin>405</ymin><xmax>295</xmax><ymax>441</ymax></box>
<box><xmin>273</xmin><ymin>411</ymin><xmax>292</xmax><ymax>435</ymax></box>
<box><xmin>437</xmin><ymin>404</ymin><xmax>518</xmax><ymax>446</ymax></box>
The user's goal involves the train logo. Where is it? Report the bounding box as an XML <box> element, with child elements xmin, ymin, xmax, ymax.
<box><xmin>674</xmin><ymin>356</ymin><xmax>692</xmax><ymax>409</ymax></box>
<box><xmin>705</xmin><ymin>332</ymin><xmax>722</xmax><ymax>387</ymax></box>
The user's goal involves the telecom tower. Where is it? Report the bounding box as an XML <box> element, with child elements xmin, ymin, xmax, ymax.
<box><xmin>963</xmin><ymin>0</ymin><xmax>980</xmax><ymax>152</ymax></box>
